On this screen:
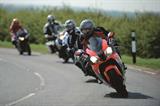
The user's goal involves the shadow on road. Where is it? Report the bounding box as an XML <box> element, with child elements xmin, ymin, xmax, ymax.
<box><xmin>104</xmin><ymin>92</ymin><xmax>153</xmax><ymax>99</ymax></box>
<box><xmin>21</xmin><ymin>54</ymin><xmax>40</xmax><ymax>56</ymax></box>
<box><xmin>56</xmin><ymin>60</ymin><xmax>74</xmax><ymax>64</ymax></box>
<box><xmin>85</xmin><ymin>79</ymin><xmax>98</xmax><ymax>83</ymax></box>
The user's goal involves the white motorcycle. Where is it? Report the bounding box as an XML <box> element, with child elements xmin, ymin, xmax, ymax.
<box><xmin>45</xmin><ymin>33</ymin><xmax>58</xmax><ymax>53</ymax></box>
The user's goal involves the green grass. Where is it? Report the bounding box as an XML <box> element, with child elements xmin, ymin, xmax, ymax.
<box><xmin>122</xmin><ymin>55</ymin><xmax>160</xmax><ymax>70</ymax></box>
<box><xmin>0</xmin><ymin>41</ymin><xmax>13</xmax><ymax>48</ymax></box>
<box><xmin>0</xmin><ymin>40</ymin><xmax>48</xmax><ymax>54</ymax></box>
<box><xmin>30</xmin><ymin>43</ymin><xmax>48</xmax><ymax>54</ymax></box>
<box><xmin>0</xmin><ymin>41</ymin><xmax>160</xmax><ymax>70</ymax></box>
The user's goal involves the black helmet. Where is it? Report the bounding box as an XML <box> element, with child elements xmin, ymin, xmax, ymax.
<box><xmin>79</xmin><ymin>19</ymin><xmax>94</xmax><ymax>38</ymax></box>
<box><xmin>47</xmin><ymin>14</ymin><xmax>55</xmax><ymax>23</ymax></box>
<box><xmin>64</xmin><ymin>19</ymin><xmax>76</xmax><ymax>32</ymax></box>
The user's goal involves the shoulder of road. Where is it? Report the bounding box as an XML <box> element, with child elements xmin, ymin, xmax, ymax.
<box><xmin>127</xmin><ymin>64</ymin><xmax>160</xmax><ymax>75</ymax></box>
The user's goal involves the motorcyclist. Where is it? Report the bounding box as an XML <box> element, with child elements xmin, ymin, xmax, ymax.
<box><xmin>9</xmin><ymin>18</ymin><xmax>29</xmax><ymax>48</ymax></box>
<box><xmin>9</xmin><ymin>18</ymin><xmax>22</xmax><ymax>48</ymax></box>
<box><xmin>76</xmin><ymin>19</ymin><xmax>126</xmax><ymax>76</ymax></box>
<box><xmin>80</xmin><ymin>20</ymin><xmax>116</xmax><ymax>50</ymax></box>
<box><xmin>43</xmin><ymin>14</ymin><xmax>60</xmax><ymax>53</ymax></box>
<box><xmin>61</xmin><ymin>19</ymin><xmax>82</xmax><ymax>63</ymax></box>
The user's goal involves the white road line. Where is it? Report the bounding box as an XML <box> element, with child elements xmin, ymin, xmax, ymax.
<box><xmin>134</xmin><ymin>68</ymin><xmax>156</xmax><ymax>75</ymax></box>
<box><xmin>3</xmin><ymin>59</ymin><xmax>45</xmax><ymax>106</ymax></box>
<box><xmin>6</xmin><ymin>93</ymin><xmax>35</xmax><ymax>106</ymax></box>
<box><xmin>128</xmin><ymin>66</ymin><xmax>156</xmax><ymax>75</ymax></box>
<box><xmin>143</xmin><ymin>71</ymin><xmax>156</xmax><ymax>75</ymax></box>
<box><xmin>34</xmin><ymin>72</ymin><xmax>45</xmax><ymax>87</ymax></box>
<box><xmin>5</xmin><ymin>71</ymin><xmax>45</xmax><ymax>106</ymax></box>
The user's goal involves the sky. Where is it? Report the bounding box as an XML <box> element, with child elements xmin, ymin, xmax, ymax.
<box><xmin>0</xmin><ymin>0</ymin><xmax>160</xmax><ymax>12</ymax></box>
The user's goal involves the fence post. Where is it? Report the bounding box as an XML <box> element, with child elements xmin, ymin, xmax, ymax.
<box><xmin>131</xmin><ymin>31</ymin><xmax>136</xmax><ymax>64</ymax></box>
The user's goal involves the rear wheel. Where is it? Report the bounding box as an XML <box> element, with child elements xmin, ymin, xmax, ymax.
<box><xmin>28</xmin><ymin>50</ymin><xmax>31</xmax><ymax>55</ymax></box>
<box><xmin>107</xmin><ymin>70</ymin><xmax>128</xmax><ymax>98</ymax></box>
<box><xmin>19</xmin><ymin>51</ymin><xmax>23</xmax><ymax>55</ymax></box>
<box><xmin>62</xmin><ymin>57</ymin><xmax>69</xmax><ymax>63</ymax></box>
<box><xmin>27</xmin><ymin>44</ymin><xmax>31</xmax><ymax>55</ymax></box>
<box><xmin>49</xmin><ymin>45</ymin><xmax>56</xmax><ymax>53</ymax></box>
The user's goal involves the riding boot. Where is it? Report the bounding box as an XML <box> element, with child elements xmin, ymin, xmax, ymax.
<box><xmin>123</xmin><ymin>62</ymin><xmax>127</xmax><ymax>70</ymax></box>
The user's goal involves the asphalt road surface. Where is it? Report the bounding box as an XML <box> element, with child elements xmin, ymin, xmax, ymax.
<box><xmin>0</xmin><ymin>48</ymin><xmax>160</xmax><ymax>106</ymax></box>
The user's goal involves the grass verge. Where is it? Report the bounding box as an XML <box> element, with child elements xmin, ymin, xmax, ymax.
<box><xmin>0</xmin><ymin>40</ymin><xmax>48</xmax><ymax>54</ymax></box>
<box><xmin>122</xmin><ymin>55</ymin><xmax>160</xmax><ymax>70</ymax></box>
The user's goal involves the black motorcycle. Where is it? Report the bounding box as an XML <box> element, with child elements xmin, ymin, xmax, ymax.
<box><xmin>16</xmin><ymin>29</ymin><xmax>31</xmax><ymax>55</ymax></box>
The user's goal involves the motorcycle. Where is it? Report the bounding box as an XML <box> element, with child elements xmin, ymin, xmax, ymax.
<box><xmin>55</xmin><ymin>33</ymin><xmax>75</xmax><ymax>63</ymax></box>
<box><xmin>76</xmin><ymin>37</ymin><xmax>128</xmax><ymax>97</ymax></box>
<box><xmin>16</xmin><ymin>28</ymin><xmax>31</xmax><ymax>55</ymax></box>
<box><xmin>45</xmin><ymin>33</ymin><xmax>58</xmax><ymax>54</ymax></box>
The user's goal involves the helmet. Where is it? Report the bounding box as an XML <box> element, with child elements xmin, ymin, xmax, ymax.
<box><xmin>47</xmin><ymin>14</ymin><xmax>55</xmax><ymax>23</ymax></box>
<box><xmin>12</xmin><ymin>18</ymin><xmax>20</xmax><ymax>24</ymax></box>
<box><xmin>64</xmin><ymin>19</ymin><xmax>76</xmax><ymax>32</ymax></box>
<box><xmin>79</xmin><ymin>19</ymin><xmax>94</xmax><ymax>38</ymax></box>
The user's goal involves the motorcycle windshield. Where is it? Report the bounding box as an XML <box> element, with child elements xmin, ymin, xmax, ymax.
<box><xmin>88</xmin><ymin>37</ymin><xmax>102</xmax><ymax>53</ymax></box>
<box><xmin>17</xmin><ymin>28</ymin><xmax>28</xmax><ymax>37</ymax></box>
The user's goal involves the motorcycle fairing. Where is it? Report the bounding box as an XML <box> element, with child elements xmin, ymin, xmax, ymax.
<box><xmin>104</xmin><ymin>65</ymin><xmax>122</xmax><ymax>82</ymax></box>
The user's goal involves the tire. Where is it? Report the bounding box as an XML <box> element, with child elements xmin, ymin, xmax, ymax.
<box><xmin>27</xmin><ymin>44</ymin><xmax>31</xmax><ymax>55</ymax></box>
<box><xmin>18</xmin><ymin>41</ymin><xmax>24</xmax><ymax>55</ymax></box>
<box><xmin>18</xmin><ymin>45</ymin><xmax>23</xmax><ymax>55</ymax></box>
<box><xmin>28</xmin><ymin>50</ymin><xmax>31</xmax><ymax>55</ymax></box>
<box><xmin>50</xmin><ymin>45</ymin><xmax>56</xmax><ymax>53</ymax></box>
<box><xmin>107</xmin><ymin>70</ymin><xmax>128</xmax><ymax>98</ymax></box>
<box><xmin>19</xmin><ymin>51</ymin><xmax>23</xmax><ymax>55</ymax></box>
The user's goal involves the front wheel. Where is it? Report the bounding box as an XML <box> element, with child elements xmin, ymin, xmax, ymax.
<box><xmin>49</xmin><ymin>45</ymin><xmax>57</xmax><ymax>53</ymax></box>
<box><xmin>107</xmin><ymin>70</ymin><xmax>128</xmax><ymax>98</ymax></box>
<box><xmin>18</xmin><ymin>45</ymin><xmax>23</xmax><ymax>55</ymax></box>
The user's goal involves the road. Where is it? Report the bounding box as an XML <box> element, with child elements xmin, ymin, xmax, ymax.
<box><xmin>0</xmin><ymin>48</ymin><xmax>160</xmax><ymax>106</ymax></box>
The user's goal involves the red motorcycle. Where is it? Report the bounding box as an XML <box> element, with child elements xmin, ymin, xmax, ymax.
<box><xmin>85</xmin><ymin>37</ymin><xmax>128</xmax><ymax>97</ymax></box>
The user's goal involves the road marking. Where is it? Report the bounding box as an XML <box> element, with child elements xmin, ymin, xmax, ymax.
<box><xmin>3</xmin><ymin>59</ymin><xmax>45</xmax><ymax>106</ymax></box>
<box><xmin>135</xmin><ymin>68</ymin><xmax>156</xmax><ymax>75</ymax></box>
<box><xmin>6</xmin><ymin>93</ymin><xmax>35</xmax><ymax>106</ymax></box>
<box><xmin>5</xmin><ymin>71</ymin><xmax>45</xmax><ymax>106</ymax></box>
<box><xmin>34</xmin><ymin>72</ymin><xmax>45</xmax><ymax>87</ymax></box>
<box><xmin>143</xmin><ymin>70</ymin><xmax>156</xmax><ymax>75</ymax></box>
<box><xmin>128</xmin><ymin>66</ymin><xmax>156</xmax><ymax>75</ymax></box>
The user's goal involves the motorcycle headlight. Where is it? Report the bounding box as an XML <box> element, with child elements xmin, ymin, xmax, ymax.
<box><xmin>60</xmin><ymin>35</ymin><xmax>64</xmax><ymax>40</ymax></box>
<box><xmin>104</xmin><ymin>47</ymin><xmax>113</xmax><ymax>56</ymax></box>
<box><xmin>90</xmin><ymin>56</ymin><xmax>98</xmax><ymax>64</ymax></box>
<box><xmin>19</xmin><ymin>37</ymin><xmax>25</xmax><ymax>41</ymax></box>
